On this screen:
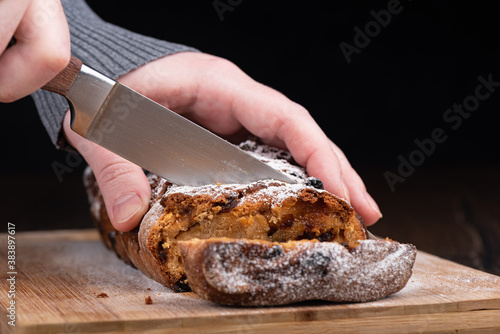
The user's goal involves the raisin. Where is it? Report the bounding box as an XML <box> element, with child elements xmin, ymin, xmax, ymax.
<box><xmin>240</xmin><ymin>141</ymin><xmax>258</xmax><ymax>152</ymax></box>
<box><xmin>157</xmin><ymin>242</ymin><xmax>168</xmax><ymax>264</ymax></box>
<box><xmin>172</xmin><ymin>278</ymin><xmax>191</xmax><ymax>293</ymax></box>
<box><xmin>317</xmin><ymin>230</ymin><xmax>335</xmax><ymax>242</ymax></box>
<box><xmin>298</xmin><ymin>231</ymin><xmax>319</xmax><ymax>240</ymax></box>
<box><xmin>263</xmin><ymin>245</ymin><xmax>284</xmax><ymax>259</ymax></box>
<box><xmin>309</xmin><ymin>252</ymin><xmax>331</xmax><ymax>267</ymax></box>
<box><xmin>305</xmin><ymin>177</ymin><xmax>324</xmax><ymax>190</ymax></box>
<box><xmin>340</xmin><ymin>243</ymin><xmax>356</xmax><ymax>253</ymax></box>
<box><xmin>279</xmin><ymin>214</ymin><xmax>295</xmax><ymax>228</ymax></box>
<box><xmin>215</xmin><ymin>193</ymin><xmax>239</xmax><ymax>213</ymax></box>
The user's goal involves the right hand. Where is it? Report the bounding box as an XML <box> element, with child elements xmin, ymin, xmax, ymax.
<box><xmin>63</xmin><ymin>52</ymin><xmax>383</xmax><ymax>232</ymax></box>
<box><xmin>0</xmin><ymin>0</ymin><xmax>70</xmax><ymax>102</ymax></box>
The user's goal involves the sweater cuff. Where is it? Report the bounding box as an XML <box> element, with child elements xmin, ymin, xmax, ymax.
<box><xmin>32</xmin><ymin>0</ymin><xmax>198</xmax><ymax>150</ymax></box>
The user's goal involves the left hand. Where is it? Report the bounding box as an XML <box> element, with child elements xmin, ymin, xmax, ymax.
<box><xmin>63</xmin><ymin>52</ymin><xmax>382</xmax><ymax>231</ymax></box>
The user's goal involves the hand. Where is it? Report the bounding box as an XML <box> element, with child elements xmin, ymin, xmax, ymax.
<box><xmin>63</xmin><ymin>52</ymin><xmax>382</xmax><ymax>232</ymax></box>
<box><xmin>0</xmin><ymin>0</ymin><xmax>70</xmax><ymax>102</ymax></box>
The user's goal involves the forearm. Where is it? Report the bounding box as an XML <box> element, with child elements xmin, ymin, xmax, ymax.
<box><xmin>32</xmin><ymin>0</ymin><xmax>198</xmax><ymax>149</ymax></box>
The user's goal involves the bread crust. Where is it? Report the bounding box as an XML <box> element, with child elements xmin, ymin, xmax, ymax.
<box><xmin>179</xmin><ymin>238</ymin><xmax>416</xmax><ymax>306</ymax></box>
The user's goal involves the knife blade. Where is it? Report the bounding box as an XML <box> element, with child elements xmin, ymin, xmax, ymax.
<box><xmin>42</xmin><ymin>57</ymin><xmax>295</xmax><ymax>186</ymax></box>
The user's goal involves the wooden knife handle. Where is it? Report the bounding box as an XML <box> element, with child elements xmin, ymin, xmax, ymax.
<box><xmin>41</xmin><ymin>56</ymin><xmax>82</xmax><ymax>96</ymax></box>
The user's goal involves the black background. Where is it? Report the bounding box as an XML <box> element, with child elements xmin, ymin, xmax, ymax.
<box><xmin>1</xmin><ymin>1</ymin><xmax>499</xmax><ymax>236</ymax></box>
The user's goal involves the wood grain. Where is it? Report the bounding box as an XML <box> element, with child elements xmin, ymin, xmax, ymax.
<box><xmin>0</xmin><ymin>229</ymin><xmax>499</xmax><ymax>334</ymax></box>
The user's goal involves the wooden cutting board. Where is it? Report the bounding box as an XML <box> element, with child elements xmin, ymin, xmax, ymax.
<box><xmin>1</xmin><ymin>229</ymin><xmax>499</xmax><ymax>334</ymax></box>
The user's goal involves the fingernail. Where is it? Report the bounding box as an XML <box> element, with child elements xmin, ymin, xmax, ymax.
<box><xmin>365</xmin><ymin>192</ymin><xmax>383</xmax><ymax>218</ymax></box>
<box><xmin>113</xmin><ymin>193</ymin><xmax>143</xmax><ymax>224</ymax></box>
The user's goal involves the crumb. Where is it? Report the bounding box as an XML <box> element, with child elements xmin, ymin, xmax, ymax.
<box><xmin>145</xmin><ymin>296</ymin><xmax>153</xmax><ymax>305</ymax></box>
<box><xmin>96</xmin><ymin>292</ymin><xmax>108</xmax><ymax>298</ymax></box>
<box><xmin>146</xmin><ymin>288</ymin><xmax>151</xmax><ymax>290</ymax></box>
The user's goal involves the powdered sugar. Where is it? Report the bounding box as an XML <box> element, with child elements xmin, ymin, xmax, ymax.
<box><xmin>193</xmin><ymin>239</ymin><xmax>417</xmax><ymax>305</ymax></box>
<box><xmin>169</xmin><ymin>180</ymin><xmax>327</xmax><ymax>209</ymax></box>
<box><xmin>238</xmin><ymin>140</ymin><xmax>308</xmax><ymax>183</ymax></box>
<box><xmin>164</xmin><ymin>140</ymin><xmax>334</xmax><ymax>207</ymax></box>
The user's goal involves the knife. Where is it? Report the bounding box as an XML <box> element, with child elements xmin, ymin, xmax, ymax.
<box><xmin>42</xmin><ymin>57</ymin><xmax>295</xmax><ymax>186</ymax></box>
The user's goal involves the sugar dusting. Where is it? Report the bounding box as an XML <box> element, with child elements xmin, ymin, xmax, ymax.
<box><xmin>239</xmin><ymin>140</ymin><xmax>308</xmax><ymax>183</ymax></box>
<box><xmin>198</xmin><ymin>239</ymin><xmax>417</xmax><ymax>305</ymax></box>
<box><xmin>171</xmin><ymin>180</ymin><xmax>324</xmax><ymax>207</ymax></box>
<box><xmin>166</xmin><ymin>140</ymin><xmax>342</xmax><ymax>208</ymax></box>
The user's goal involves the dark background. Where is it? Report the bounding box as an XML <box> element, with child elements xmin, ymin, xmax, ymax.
<box><xmin>1</xmin><ymin>0</ymin><xmax>499</xmax><ymax>274</ymax></box>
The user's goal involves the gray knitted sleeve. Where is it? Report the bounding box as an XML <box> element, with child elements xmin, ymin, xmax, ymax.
<box><xmin>31</xmin><ymin>0</ymin><xmax>198</xmax><ymax>149</ymax></box>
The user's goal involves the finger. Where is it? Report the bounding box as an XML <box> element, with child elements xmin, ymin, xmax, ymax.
<box><xmin>221</xmin><ymin>81</ymin><xmax>350</xmax><ymax>200</ymax></box>
<box><xmin>277</xmin><ymin>105</ymin><xmax>351</xmax><ymax>202</ymax></box>
<box><xmin>0</xmin><ymin>0</ymin><xmax>31</xmax><ymax>51</ymax></box>
<box><xmin>329</xmin><ymin>141</ymin><xmax>382</xmax><ymax>226</ymax></box>
<box><xmin>63</xmin><ymin>112</ymin><xmax>151</xmax><ymax>232</ymax></box>
<box><xmin>263</xmin><ymin>103</ymin><xmax>381</xmax><ymax>225</ymax></box>
<box><xmin>219</xmin><ymin>79</ymin><xmax>383</xmax><ymax>224</ymax></box>
<box><xmin>0</xmin><ymin>0</ymin><xmax>70</xmax><ymax>102</ymax></box>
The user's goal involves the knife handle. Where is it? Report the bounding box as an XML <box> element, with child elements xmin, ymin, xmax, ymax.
<box><xmin>42</xmin><ymin>56</ymin><xmax>82</xmax><ymax>96</ymax></box>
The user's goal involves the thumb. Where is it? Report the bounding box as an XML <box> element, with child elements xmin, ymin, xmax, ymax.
<box><xmin>84</xmin><ymin>146</ymin><xmax>151</xmax><ymax>232</ymax></box>
<box><xmin>63</xmin><ymin>112</ymin><xmax>151</xmax><ymax>232</ymax></box>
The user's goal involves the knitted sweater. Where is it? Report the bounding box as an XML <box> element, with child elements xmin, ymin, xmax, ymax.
<box><xmin>31</xmin><ymin>0</ymin><xmax>197</xmax><ymax>149</ymax></box>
